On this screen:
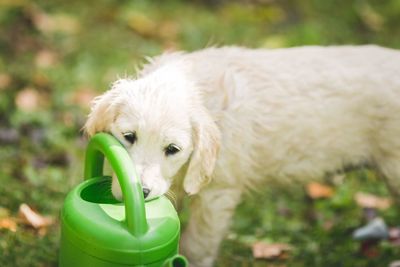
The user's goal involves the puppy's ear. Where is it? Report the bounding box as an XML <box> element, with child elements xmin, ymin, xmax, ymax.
<box><xmin>83</xmin><ymin>89</ymin><xmax>120</xmax><ymax>136</ymax></box>
<box><xmin>184</xmin><ymin>106</ymin><xmax>220</xmax><ymax>195</ymax></box>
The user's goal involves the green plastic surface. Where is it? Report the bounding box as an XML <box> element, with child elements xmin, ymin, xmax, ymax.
<box><xmin>59</xmin><ymin>133</ymin><xmax>187</xmax><ymax>266</ymax></box>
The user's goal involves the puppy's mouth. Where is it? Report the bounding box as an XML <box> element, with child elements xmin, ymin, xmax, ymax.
<box><xmin>110</xmin><ymin>174</ymin><xmax>170</xmax><ymax>201</ymax></box>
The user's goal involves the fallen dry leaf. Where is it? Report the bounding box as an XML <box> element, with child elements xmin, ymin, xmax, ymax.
<box><xmin>306</xmin><ymin>182</ymin><xmax>334</xmax><ymax>199</ymax></box>
<box><xmin>0</xmin><ymin>0</ymin><xmax>27</xmax><ymax>8</ymax></box>
<box><xmin>19</xmin><ymin>203</ymin><xmax>53</xmax><ymax>229</ymax></box>
<box><xmin>355</xmin><ymin>192</ymin><xmax>392</xmax><ymax>210</ymax></box>
<box><xmin>38</xmin><ymin>227</ymin><xmax>49</xmax><ymax>237</ymax></box>
<box><xmin>31</xmin><ymin>10</ymin><xmax>80</xmax><ymax>35</ymax></box>
<box><xmin>127</xmin><ymin>12</ymin><xmax>157</xmax><ymax>38</ymax></box>
<box><xmin>356</xmin><ymin>2</ymin><xmax>384</xmax><ymax>32</ymax></box>
<box><xmin>0</xmin><ymin>73</ymin><xmax>12</xmax><ymax>90</ymax></box>
<box><xmin>252</xmin><ymin>242</ymin><xmax>293</xmax><ymax>259</ymax></box>
<box><xmin>32</xmin><ymin>72</ymin><xmax>51</xmax><ymax>88</ymax></box>
<box><xmin>15</xmin><ymin>87</ymin><xmax>41</xmax><ymax>112</ymax></box>
<box><xmin>0</xmin><ymin>218</ymin><xmax>17</xmax><ymax>232</ymax></box>
<box><xmin>35</xmin><ymin>49</ymin><xmax>59</xmax><ymax>68</ymax></box>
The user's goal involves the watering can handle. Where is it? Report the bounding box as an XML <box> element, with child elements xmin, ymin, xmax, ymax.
<box><xmin>83</xmin><ymin>133</ymin><xmax>148</xmax><ymax>236</ymax></box>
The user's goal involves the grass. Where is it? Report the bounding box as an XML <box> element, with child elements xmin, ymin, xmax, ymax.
<box><xmin>1</xmin><ymin>0</ymin><xmax>400</xmax><ymax>266</ymax></box>
<box><xmin>217</xmin><ymin>171</ymin><xmax>400</xmax><ymax>266</ymax></box>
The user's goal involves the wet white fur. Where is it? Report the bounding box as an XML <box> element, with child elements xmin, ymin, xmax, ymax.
<box><xmin>84</xmin><ymin>45</ymin><xmax>400</xmax><ymax>267</ymax></box>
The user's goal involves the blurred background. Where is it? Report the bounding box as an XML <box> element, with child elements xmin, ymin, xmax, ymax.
<box><xmin>1</xmin><ymin>0</ymin><xmax>400</xmax><ymax>266</ymax></box>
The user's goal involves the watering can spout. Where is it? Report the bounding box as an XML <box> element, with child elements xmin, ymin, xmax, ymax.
<box><xmin>163</xmin><ymin>254</ymin><xmax>188</xmax><ymax>267</ymax></box>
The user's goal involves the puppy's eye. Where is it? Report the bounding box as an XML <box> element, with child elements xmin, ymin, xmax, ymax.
<box><xmin>165</xmin><ymin>144</ymin><xmax>181</xmax><ymax>156</ymax></box>
<box><xmin>123</xmin><ymin>132</ymin><xmax>137</xmax><ymax>144</ymax></box>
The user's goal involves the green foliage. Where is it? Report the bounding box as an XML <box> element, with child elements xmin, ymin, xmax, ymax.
<box><xmin>0</xmin><ymin>0</ymin><xmax>399</xmax><ymax>266</ymax></box>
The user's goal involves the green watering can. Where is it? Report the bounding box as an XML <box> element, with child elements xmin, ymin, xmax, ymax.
<box><xmin>59</xmin><ymin>133</ymin><xmax>188</xmax><ymax>267</ymax></box>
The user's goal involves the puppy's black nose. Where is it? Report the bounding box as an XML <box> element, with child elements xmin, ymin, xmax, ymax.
<box><xmin>143</xmin><ymin>188</ymin><xmax>150</xmax><ymax>199</ymax></box>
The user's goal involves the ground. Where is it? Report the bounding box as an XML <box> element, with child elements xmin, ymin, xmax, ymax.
<box><xmin>1</xmin><ymin>0</ymin><xmax>400</xmax><ymax>266</ymax></box>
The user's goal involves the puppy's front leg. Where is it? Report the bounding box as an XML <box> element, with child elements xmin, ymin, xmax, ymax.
<box><xmin>180</xmin><ymin>186</ymin><xmax>242</xmax><ymax>267</ymax></box>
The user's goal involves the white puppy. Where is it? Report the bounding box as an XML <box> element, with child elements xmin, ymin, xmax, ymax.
<box><xmin>84</xmin><ymin>46</ymin><xmax>400</xmax><ymax>267</ymax></box>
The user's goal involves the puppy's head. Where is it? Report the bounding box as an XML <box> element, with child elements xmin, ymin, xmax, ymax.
<box><xmin>84</xmin><ymin>70</ymin><xmax>220</xmax><ymax>200</ymax></box>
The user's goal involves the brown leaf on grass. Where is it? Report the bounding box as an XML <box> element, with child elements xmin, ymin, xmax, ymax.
<box><xmin>126</xmin><ymin>13</ymin><xmax>180</xmax><ymax>44</ymax></box>
<box><xmin>127</xmin><ymin>12</ymin><xmax>157</xmax><ymax>38</ymax></box>
<box><xmin>252</xmin><ymin>242</ymin><xmax>293</xmax><ymax>259</ymax></box>
<box><xmin>306</xmin><ymin>182</ymin><xmax>334</xmax><ymax>199</ymax></box>
<box><xmin>0</xmin><ymin>0</ymin><xmax>25</xmax><ymax>7</ymax></box>
<box><xmin>0</xmin><ymin>207</ymin><xmax>17</xmax><ymax>232</ymax></box>
<box><xmin>355</xmin><ymin>192</ymin><xmax>392</xmax><ymax>210</ymax></box>
<box><xmin>37</xmin><ymin>227</ymin><xmax>49</xmax><ymax>237</ymax></box>
<box><xmin>356</xmin><ymin>2</ymin><xmax>384</xmax><ymax>32</ymax></box>
<box><xmin>19</xmin><ymin>203</ymin><xmax>54</xmax><ymax>229</ymax></box>
<box><xmin>0</xmin><ymin>218</ymin><xmax>17</xmax><ymax>232</ymax></box>
<box><xmin>0</xmin><ymin>73</ymin><xmax>12</xmax><ymax>90</ymax></box>
<box><xmin>32</xmin><ymin>72</ymin><xmax>51</xmax><ymax>88</ymax></box>
<box><xmin>35</xmin><ymin>49</ymin><xmax>59</xmax><ymax>68</ymax></box>
<box><xmin>15</xmin><ymin>87</ymin><xmax>41</xmax><ymax>112</ymax></box>
<box><xmin>31</xmin><ymin>9</ymin><xmax>80</xmax><ymax>35</ymax></box>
